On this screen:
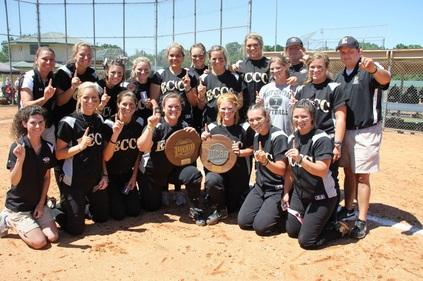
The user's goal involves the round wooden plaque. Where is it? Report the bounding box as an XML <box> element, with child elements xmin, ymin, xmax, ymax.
<box><xmin>200</xmin><ymin>134</ymin><xmax>237</xmax><ymax>174</ymax></box>
<box><xmin>165</xmin><ymin>129</ymin><xmax>201</xmax><ymax>166</ymax></box>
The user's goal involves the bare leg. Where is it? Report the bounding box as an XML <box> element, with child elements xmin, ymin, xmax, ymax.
<box><xmin>356</xmin><ymin>173</ymin><xmax>371</xmax><ymax>221</ymax></box>
<box><xmin>41</xmin><ymin>221</ymin><xmax>59</xmax><ymax>243</ymax></box>
<box><xmin>16</xmin><ymin>227</ymin><xmax>47</xmax><ymax>249</ymax></box>
<box><xmin>343</xmin><ymin>167</ymin><xmax>356</xmax><ymax>210</ymax></box>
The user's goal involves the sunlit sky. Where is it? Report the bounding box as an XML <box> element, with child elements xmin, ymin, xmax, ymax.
<box><xmin>1</xmin><ymin>0</ymin><xmax>422</xmax><ymax>56</ymax></box>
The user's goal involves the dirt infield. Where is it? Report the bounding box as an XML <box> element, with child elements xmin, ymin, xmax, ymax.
<box><xmin>0</xmin><ymin>104</ymin><xmax>422</xmax><ymax>281</ymax></box>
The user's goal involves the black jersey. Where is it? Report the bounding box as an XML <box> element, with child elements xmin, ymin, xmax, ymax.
<box><xmin>104</xmin><ymin>116</ymin><xmax>144</xmax><ymax>175</ymax></box>
<box><xmin>97</xmin><ymin>79</ymin><xmax>126</xmax><ymax>120</ymax></box>
<box><xmin>253</xmin><ymin>126</ymin><xmax>288</xmax><ymax>191</ymax></box>
<box><xmin>128</xmin><ymin>72</ymin><xmax>161</xmax><ymax>121</ymax></box>
<box><xmin>287</xmin><ymin>129</ymin><xmax>336</xmax><ymax>200</ymax></box>
<box><xmin>189</xmin><ymin>66</ymin><xmax>208</xmax><ymax>80</ymax></box>
<box><xmin>157</xmin><ymin>68</ymin><xmax>198</xmax><ymax>125</ymax></box>
<box><xmin>20</xmin><ymin>69</ymin><xmax>55</xmax><ymax>126</ymax></box>
<box><xmin>144</xmin><ymin>117</ymin><xmax>190</xmax><ymax>170</ymax></box>
<box><xmin>53</xmin><ymin>63</ymin><xmax>97</xmax><ymax>124</ymax></box>
<box><xmin>5</xmin><ymin>136</ymin><xmax>56</xmax><ymax>212</ymax></box>
<box><xmin>201</xmin><ymin>70</ymin><xmax>242</xmax><ymax>124</ymax></box>
<box><xmin>335</xmin><ymin>60</ymin><xmax>390</xmax><ymax>130</ymax></box>
<box><xmin>207</xmin><ymin>121</ymin><xmax>254</xmax><ymax>150</ymax></box>
<box><xmin>289</xmin><ymin>62</ymin><xmax>308</xmax><ymax>86</ymax></box>
<box><xmin>238</xmin><ymin>57</ymin><xmax>270</xmax><ymax>119</ymax></box>
<box><xmin>56</xmin><ymin>112</ymin><xmax>108</xmax><ymax>188</ymax></box>
<box><xmin>295</xmin><ymin>79</ymin><xmax>347</xmax><ymax>135</ymax></box>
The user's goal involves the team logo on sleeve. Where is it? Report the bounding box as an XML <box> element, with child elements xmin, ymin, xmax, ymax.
<box><xmin>42</xmin><ymin>157</ymin><xmax>51</xmax><ymax>164</ymax></box>
<box><xmin>156</xmin><ymin>140</ymin><xmax>166</xmax><ymax>152</ymax></box>
<box><xmin>243</xmin><ymin>72</ymin><xmax>268</xmax><ymax>84</ymax></box>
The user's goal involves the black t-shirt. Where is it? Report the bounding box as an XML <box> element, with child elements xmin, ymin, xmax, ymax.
<box><xmin>144</xmin><ymin>117</ymin><xmax>189</xmax><ymax>171</ymax></box>
<box><xmin>97</xmin><ymin>79</ymin><xmax>126</xmax><ymax>120</ymax></box>
<box><xmin>53</xmin><ymin>63</ymin><xmax>97</xmax><ymax>124</ymax></box>
<box><xmin>289</xmin><ymin>62</ymin><xmax>308</xmax><ymax>86</ymax></box>
<box><xmin>104</xmin><ymin>116</ymin><xmax>144</xmax><ymax>175</ymax></box>
<box><xmin>287</xmin><ymin>129</ymin><xmax>336</xmax><ymax>199</ymax></box>
<box><xmin>157</xmin><ymin>68</ymin><xmax>198</xmax><ymax>125</ymax></box>
<box><xmin>5</xmin><ymin>136</ymin><xmax>56</xmax><ymax>212</ymax></box>
<box><xmin>20</xmin><ymin>69</ymin><xmax>55</xmax><ymax>126</ymax></box>
<box><xmin>238</xmin><ymin>57</ymin><xmax>270</xmax><ymax>119</ymax></box>
<box><xmin>128</xmin><ymin>72</ymin><xmax>161</xmax><ymax>121</ymax></box>
<box><xmin>335</xmin><ymin>60</ymin><xmax>390</xmax><ymax>130</ymax></box>
<box><xmin>253</xmin><ymin>126</ymin><xmax>288</xmax><ymax>191</ymax></box>
<box><xmin>201</xmin><ymin>70</ymin><xmax>242</xmax><ymax>124</ymax></box>
<box><xmin>56</xmin><ymin>112</ymin><xmax>108</xmax><ymax>188</ymax></box>
<box><xmin>295</xmin><ymin>79</ymin><xmax>347</xmax><ymax>135</ymax></box>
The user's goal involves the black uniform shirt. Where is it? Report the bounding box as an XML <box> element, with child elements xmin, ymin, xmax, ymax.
<box><xmin>53</xmin><ymin>63</ymin><xmax>97</xmax><ymax>124</ymax></box>
<box><xmin>295</xmin><ymin>79</ymin><xmax>347</xmax><ymax>135</ymax></box>
<box><xmin>202</xmin><ymin>70</ymin><xmax>242</xmax><ymax>124</ymax></box>
<box><xmin>238</xmin><ymin>57</ymin><xmax>270</xmax><ymax>119</ymax></box>
<box><xmin>128</xmin><ymin>72</ymin><xmax>161</xmax><ymax>121</ymax></box>
<box><xmin>104</xmin><ymin>116</ymin><xmax>144</xmax><ymax>175</ymax></box>
<box><xmin>288</xmin><ymin>129</ymin><xmax>336</xmax><ymax>200</ymax></box>
<box><xmin>335</xmin><ymin>60</ymin><xmax>389</xmax><ymax>130</ymax></box>
<box><xmin>253</xmin><ymin>126</ymin><xmax>288</xmax><ymax>191</ymax></box>
<box><xmin>5</xmin><ymin>136</ymin><xmax>56</xmax><ymax>212</ymax></box>
<box><xmin>157</xmin><ymin>68</ymin><xmax>198</xmax><ymax>125</ymax></box>
<box><xmin>97</xmin><ymin>79</ymin><xmax>126</xmax><ymax>120</ymax></box>
<box><xmin>56</xmin><ymin>112</ymin><xmax>107</xmax><ymax>187</ymax></box>
<box><xmin>289</xmin><ymin>62</ymin><xmax>308</xmax><ymax>86</ymax></box>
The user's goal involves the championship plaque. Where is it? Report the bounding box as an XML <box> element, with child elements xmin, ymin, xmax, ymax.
<box><xmin>165</xmin><ymin>129</ymin><xmax>201</xmax><ymax>166</ymax></box>
<box><xmin>200</xmin><ymin>134</ymin><xmax>237</xmax><ymax>173</ymax></box>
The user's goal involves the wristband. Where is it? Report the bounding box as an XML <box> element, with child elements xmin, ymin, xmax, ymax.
<box><xmin>369</xmin><ymin>65</ymin><xmax>378</xmax><ymax>74</ymax></box>
<box><xmin>147</xmin><ymin>125</ymin><xmax>155</xmax><ymax>131</ymax></box>
<box><xmin>110</xmin><ymin>139</ymin><xmax>117</xmax><ymax>144</ymax></box>
<box><xmin>185</xmin><ymin>87</ymin><xmax>192</xmax><ymax>92</ymax></box>
<box><xmin>298</xmin><ymin>154</ymin><xmax>304</xmax><ymax>165</ymax></box>
<box><xmin>263</xmin><ymin>159</ymin><xmax>270</xmax><ymax>166</ymax></box>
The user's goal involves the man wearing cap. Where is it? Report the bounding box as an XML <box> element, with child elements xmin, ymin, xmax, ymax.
<box><xmin>285</xmin><ymin>37</ymin><xmax>309</xmax><ymax>86</ymax></box>
<box><xmin>335</xmin><ymin>36</ymin><xmax>391</xmax><ymax>239</ymax></box>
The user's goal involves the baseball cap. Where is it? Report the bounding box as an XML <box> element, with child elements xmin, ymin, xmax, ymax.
<box><xmin>336</xmin><ymin>36</ymin><xmax>360</xmax><ymax>50</ymax></box>
<box><xmin>286</xmin><ymin>37</ymin><xmax>303</xmax><ymax>48</ymax></box>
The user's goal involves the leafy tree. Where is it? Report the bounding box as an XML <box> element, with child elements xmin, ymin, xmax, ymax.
<box><xmin>359</xmin><ymin>42</ymin><xmax>383</xmax><ymax>50</ymax></box>
<box><xmin>394</xmin><ymin>43</ymin><xmax>423</xmax><ymax>49</ymax></box>
<box><xmin>0</xmin><ymin>42</ymin><xmax>9</xmax><ymax>62</ymax></box>
<box><xmin>263</xmin><ymin>44</ymin><xmax>283</xmax><ymax>51</ymax></box>
<box><xmin>225</xmin><ymin>42</ymin><xmax>243</xmax><ymax>64</ymax></box>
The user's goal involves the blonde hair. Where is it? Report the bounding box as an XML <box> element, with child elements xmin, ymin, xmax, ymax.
<box><xmin>216</xmin><ymin>92</ymin><xmax>240</xmax><ymax>125</ymax></box>
<box><xmin>75</xmin><ymin>81</ymin><xmax>100</xmax><ymax>113</ymax></box>
<box><xmin>269</xmin><ymin>55</ymin><xmax>290</xmax><ymax>79</ymax></box>
<box><xmin>305</xmin><ymin>52</ymin><xmax>330</xmax><ymax>84</ymax></box>
<box><xmin>131</xmin><ymin>56</ymin><xmax>151</xmax><ymax>79</ymax></box>
<box><xmin>166</xmin><ymin>42</ymin><xmax>185</xmax><ymax>57</ymax></box>
<box><xmin>70</xmin><ymin>42</ymin><xmax>92</xmax><ymax>63</ymax></box>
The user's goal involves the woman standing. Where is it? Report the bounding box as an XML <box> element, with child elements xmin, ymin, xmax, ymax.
<box><xmin>19</xmin><ymin>47</ymin><xmax>57</xmax><ymax>145</ymax></box>
<box><xmin>55</xmin><ymin>82</ymin><xmax>109</xmax><ymax>235</ymax></box>
<box><xmin>198</xmin><ymin>45</ymin><xmax>242</xmax><ymax>126</ymax></box>
<box><xmin>137</xmin><ymin>93</ymin><xmax>204</xmax><ymax>225</ymax></box>
<box><xmin>201</xmin><ymin>93</ymin><xmax>253</xmax><ymax>225</ymax></box>
<box><xmin>97</xmin><ymin>58</ymin><xmax>126</xmax><ymax>120</ymax></box>
<box><xmin>189</xmin><ymin>43</ymin><xmax>208</xmax><ymax>133</ymax></box>
<box><xmin>0</xmin><ymin>105</ymin><xmax>58</xmax><ymax>249</ymax></box>
<box><xmin>103</xmin><ymin>91</ymin><xmax>143</xmax><ymax>220</ymax></box>
<box><xmin>283</xmin><ymin>99</ymin><xmax>349</xmax><ymax>249</ymax></box>
<box><xmin>238</xmin><ymin>105</ymin><xmax>288</xmax><ymax>236</ymax></box>
<box><xmin>157</xmin><ymin>43</ymin><xmax>198</xmax><ymax>126</ymax></box>
<box><xmin>257</xmin><ymin>56</ymin><xmax>293</xmax><ymax>136</ymax></box>
<box><xmin>127</xmin><ymin>56</ymin><xmax>160</xmax><ymax>122</ymax></box>
<box><xmin>53</xmin><ymin>42</ymin><xmax>97</xmax><ymax>126</ymax></box>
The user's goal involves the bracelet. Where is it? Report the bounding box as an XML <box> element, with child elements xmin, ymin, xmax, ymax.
<box><xmin>147</xmin><ymin>125</ymin><xmax>155</xmax><ymax>131</ymax></box>
<box><xmin>109</xmin><ymin>139</ymin><xmax>117</xmax><ymax>144</ymax></box>
<box><xmin>185</xmin><ymin>87</ymin><xmax>192</xmax><ymax>92</ymax></box>
<box><xmin>102</xmin><ymin>173</ymin><xmax>108</xmax><ymax>177</ymax></box>
<box><xmin>298</xmin><ymin>154</ymin><xmax>304</xmax><ymax>165</ymax></box>
<box><xmin>369</xmin><ymin>66</ymin><xmax>378</xmax><ymax>74</ymax></box>
<box><xmin>263</xmin><ymin>159</ymin><xmax>270</xmax><ymax>166</ymax></box>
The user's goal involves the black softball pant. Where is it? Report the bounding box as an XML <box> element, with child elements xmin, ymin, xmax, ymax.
<box><xmin>108</xmin><ymin>173</ymin><xmax>141</xmax><ymax>220</ymax></box>
<box><xmin>285</xmin><ymin>187</ymin><xmax>338</xmax><ymax>249</ymax></box>
<box><xmin>58</xmin><ymin>181</ymin><xmax>109</xmax><ymax>236</ymax></box>
<box><xmin>205</xmin><ymin>161</ymin><xmax>250</xmax><ymax>213</ymax></box>
<box><xmin>138</xmin><ymin>165</ymin><xmax>203</xmax><ymax>211</ymax></box>
<box><xmin>237</xmin><ymin>185</ymin><xmax>283</xmax><ymax>236</ymax></box>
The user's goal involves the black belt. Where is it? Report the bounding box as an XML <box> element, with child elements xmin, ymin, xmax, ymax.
<box><xmin>350</xmin><ymin>122</ymin><xmax>379</xmax><ymax>130</ymax></box>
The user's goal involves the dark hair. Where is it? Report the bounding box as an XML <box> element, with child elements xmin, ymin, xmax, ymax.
<box><xmin>292</xmin><ymin>99</ymin><xmax>316</xmax><ymax>127</ymax></box>
<box><xmin>103</xmin><ymin>57</ymin><xmax>126</xmax><ymax>83</ymax></box>
<box><xmin>35</xmin><ymin>46</ymin><xmax>55</xmax><ymax>60</ymax></box>
<box><xmin>11</xmin><ymin>105</ymin><xmax>47</xmax><ymax>140</ymax></box>
<box><xmin>247</xmin><ymin>103</ymin><xmax>270</xmax><ymax>125</ymax></box>
<box><xmin>117</xmin><ymin>90</ymin><xmax>138</xmax><ymax>107</ymax></box>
